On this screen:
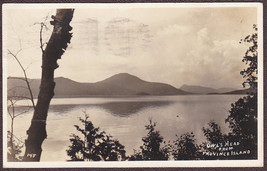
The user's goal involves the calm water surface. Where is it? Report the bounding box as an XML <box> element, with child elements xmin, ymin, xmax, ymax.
<box><xmin>9</xmin><ymin>95</ymin><xmax>244</xmax><ymax>161</ymax></box>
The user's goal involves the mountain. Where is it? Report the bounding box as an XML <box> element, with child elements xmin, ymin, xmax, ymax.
<box><xmin>7</xmin><ymin>73</ymin><xmax>188</xmax><ymax>98</ymax></box>
<box><xmin>180</xmin><ymin>84</ymin><xmax>237</xmax><ymax>94</ymax></box>
<box><xmin>98</xmin><ymin>73</ymin><xmax>187</xmax><ymax>96</ymax></box>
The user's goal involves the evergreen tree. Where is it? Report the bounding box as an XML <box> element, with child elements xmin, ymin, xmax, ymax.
<box><xmin>129</xmin><ymin>119</ymin><xmax>169</xmax><ymax>160</ymax></box>
<box><xmin>240</xmin><ymin>24</ymin><xmax>258</xmax><ymax>90</ymax></box>
<box><xmin>200</xmin><ymin>121</ymin><xmax>227</xmax><ymax>160</ymax></box>
<box><xmin>172</xmin><ymin>132</ymin><xmax>199</xmax><ymax>160</ymax></box>
<box><xmin>203</xmin><ymin>121</ymin><xmax>225</xmax><ymax>144</ymax></box>
<box><xmin>66</xmin><ymin>114</ymin><xmax>126</xmax><ymax>161</ymax></box>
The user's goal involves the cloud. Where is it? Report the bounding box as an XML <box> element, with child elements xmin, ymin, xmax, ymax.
<box><xmin>184</xmin><ymin>28</ymin><xmax>247</xmax><ymax>88</ymax></box>
<box><xmin>6</xmin><ymin>7</ymin><xmax>257</xmax><ymax>89</ymax></box>
<box><xmin>197</xmin><ymin>28</ymin><xmax>212</xmax><ymax>46</ymax></box>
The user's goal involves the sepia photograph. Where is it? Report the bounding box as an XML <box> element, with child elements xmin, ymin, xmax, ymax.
<box><xmin>2</xmin><ymin>3</ymin><xmax>263</xmax><ymax>168</ymax></box>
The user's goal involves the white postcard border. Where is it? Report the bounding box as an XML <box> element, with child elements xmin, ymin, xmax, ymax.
<box><xmin>2</xmin><ymin>2</ymin><xmax>264</xmax><ymax>168</ymax></box>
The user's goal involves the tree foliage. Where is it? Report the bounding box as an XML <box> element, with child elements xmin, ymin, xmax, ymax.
<box><xmin>172</xmin><ymin>132</ymin><xmax>199</xmax><ymax>160</ymax></box>
<box><xmin>129</xmin><ymin>119</ymin><xmax>169</xmax><ymax>160</ymax></box>
<box><xmin>66</xmin><ymin>114</ymin><xmax>126</xmax><ymax>161</ymax></box>
<box><xmin>203</xmin><ymin>121</ymin><xmax>225</xmax><ymax>144</ymax></box>
<box><xmin>225</xmin><ymin>25</ymin><xmax>258</xmax><ymax>159</ymax></box>
<box><xmin>200</xmin><ymin>121</ymin><xmax>227</xmax><ymax>160</ymax></box>
<box><xmin>240</xmin><ymin>24</ymin><xmax>258</xmax><ymax>89</ymax></box>
<box><xmin>199</xmin><ymin>25</ymin><xmax>258</xmax><ymax>160</ymax></box>
<box><xmin>226</xmin><ymin>95</ymin><xmax>257</xmax><ymax>139</ymax></box>
<box><xmin>225</xmin><ymin>94</ymin><xmax>257</xmax><ymax>159</ymax></box>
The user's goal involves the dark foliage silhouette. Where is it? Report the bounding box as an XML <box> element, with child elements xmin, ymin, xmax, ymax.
<box><xmin>203</xmin><ymin>121</ymin><xmax>225</xmax><ymax>144</ymax></box>
<box><xmin>67</xmin><ymin>114</ymin><xmax>126</xmax><ymax>161</ymax></box>
<box><xmin>129</xmin><ymin>119</ymin><xmax>169</xmax><ymax>160</ymax></box>
<box><xmin>200</xmin><ymin>121</ymin><xmax>228</xmax><ymax>160</ymax></box>
<box><xmin>240</xmin><ymin>24</ymin><xmax>258</xmax><ymax>89</ymax></box>
<box><xmin>225</xmin><ymin>25</ymin><xmax>258</xmax><ymax>159</ymax></box>
<box><xmin>225</xmin><ymin>94</ymin><xmax>257</xmax><ymax>159</ymax></box>
<box><xmin>172</xmin><ymin>132</ymin><xmax>199</xmax><ymax>160</ymax></box>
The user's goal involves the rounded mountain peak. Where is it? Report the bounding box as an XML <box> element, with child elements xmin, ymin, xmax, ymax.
<box><xmin>100</xmin><ymin>73</ymin><xmax>143</xmax><ymax>85</ymax></box>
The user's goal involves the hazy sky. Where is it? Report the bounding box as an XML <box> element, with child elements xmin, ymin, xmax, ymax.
<box><xmin>5</xmin><ymin>4</ymin><xmax>259</xmax><ymax>89</ymax></box>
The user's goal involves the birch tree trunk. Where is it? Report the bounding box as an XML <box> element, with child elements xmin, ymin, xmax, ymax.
<box><xmin>23</xmin><ymin>9</ymin><xmax>74</xmax><ymax>161</ymax></box>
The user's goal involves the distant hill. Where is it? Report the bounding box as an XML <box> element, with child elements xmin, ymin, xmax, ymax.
<box><xmin>223</xmin><ymin>88</ymin><xmax>256</xmax><ymax>95</ymax></box>
<box><xmin>180</xmin><ymin>84</ymin><xmax>236</xmax><ymax>94</ymax></box>
<box><xmin>7</xmin><ymin>73</ymin><xmax>188</xmax><ymax>98</ymax></box>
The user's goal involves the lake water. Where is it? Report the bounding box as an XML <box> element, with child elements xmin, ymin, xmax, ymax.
<box><xmin>8</xmin><ymin>95</ymin><xmax>244</xmax><ymax>161</ymax></box>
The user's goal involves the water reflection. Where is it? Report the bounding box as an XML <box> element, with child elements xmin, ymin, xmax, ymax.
<box><xmin>49</xmin><ymin>101</ymin><xmax>172</xmax><ymax>117</ymax></box>
<box><xmin>49</xmin><ymin>104</ymin><xmax>80</xmax><ymax>114</ymax></box>
<box><xmin>95</xmin><ymin>101</ymin><xmax>172</xmax><ymax>117</ymax></box>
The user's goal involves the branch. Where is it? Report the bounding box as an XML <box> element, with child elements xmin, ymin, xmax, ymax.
<box><xmin>35</xmin><ymin>14</ymin><xmax>51</xmax><ymax>54</ymax></box>
<box><xmin>40</xmin><ymin>23</ymin><xmax>45</xmax><ymax>53</ymax></box>
<box><xmin>7</xmin><ymin>99</ymin><xmax>16</xmax><ymax>119</ymax></box>
<box><xmin>7</xmin><ymin>97</ymin><xmax>18</xmax><ymax>105</ymax></box>
<box><xmin>8</xmin><ymin>131</ymin><xmax>25</xmax><ymax>145</ymax></box>
<box><xmin>8</xmin><ymin>50</ymin><xmax>36</xmax><ymax>109</ymax></box>
<box><xmin>25</xmin><ymin>61</ymin><xmax>36</xmax><ymax>71</ymax></box>
<box><xmin>14</xmin><ymin>109</ymin><xmax>30</xmax><ymax>118</ymax></box>
<box><xmin>7</xmin><ymin>106</ymin><xmax>13</xmax><ymax>119</ymax></box>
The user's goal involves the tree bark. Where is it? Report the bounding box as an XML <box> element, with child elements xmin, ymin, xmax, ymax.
<box><xmin>23</xmin><ymin>9</ymin><xmax>74</xmax><ymax>161</ymax></box>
